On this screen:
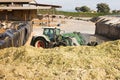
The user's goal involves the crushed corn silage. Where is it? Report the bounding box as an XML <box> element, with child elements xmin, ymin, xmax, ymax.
<box><xmin>0</xmin><ymin>40</ymin><xmax>120</xmax><ymax>80</ymax></box>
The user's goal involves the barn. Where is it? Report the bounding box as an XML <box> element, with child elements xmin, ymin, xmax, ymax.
<box><xmin>0</xmin><ymin>0</ymin><xmax>61</xmax><ymax>49</ymax></box>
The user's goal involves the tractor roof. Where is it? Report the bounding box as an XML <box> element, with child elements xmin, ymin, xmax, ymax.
<box><xmin>42</xmin><ymin>27</ymin><xmax>60</xmax><ymax>29</ymax></box>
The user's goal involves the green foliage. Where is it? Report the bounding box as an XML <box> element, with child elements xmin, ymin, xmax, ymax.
<box><xmin>75</xmin><ymin>7</ymin><xmax>80</xmax><ymax>12</ymax></box>
<box><xmin>79</xmin><ymin>6</ymin><xmax>91</xmax><ymax>12</ymax></box>
<box><xmin>54</xmin><ymin>11</ymin><xmax>109</xmax><ymax>17</ymax></box>
<box><xmin>75</xmin><ymin>6</ymin><xmax>90</xmax><ymax>12</ymax></box>
<box><xmin>112</xmin><ymin>10</ymin><xmax>117</xmax><ymax>13</ymax></box>
<box><xmin>97</xmin><ymin>3</ymin><xmax>110</xmax><ymax>13</ymax></box>
<box><xmin>112</xmin><ymin>10</ymin><xmax>120</xmax><ymax>13</ymax></box>
<box><xmin>38</xmin><ymin>10</ymin><xmax>119</xmax><ymax>17</ymax></box>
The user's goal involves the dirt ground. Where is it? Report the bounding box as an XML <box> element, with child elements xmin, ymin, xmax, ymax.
<box><xmin>31</xmin><ymin>19</ymin><xmax>110</xmax><ymax>45</ymax></box>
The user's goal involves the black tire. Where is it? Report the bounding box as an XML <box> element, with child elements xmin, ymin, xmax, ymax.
<box><xmin>87</xmin><ymin>41</ymin><xmax>98</xmax><ymax>46</ymax></box>
<box><xmin>33</xmin><ymin>38</ymin><xmax>47</xmax><ymax>48</ymax></box>
<box><xmin>58</xmin><ymin>42</ymin><xmax>67</xmax><ymax>47</ymax></box>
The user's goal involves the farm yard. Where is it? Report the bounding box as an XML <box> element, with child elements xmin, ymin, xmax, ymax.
<box><xmin>0</xmin><ymin>16</ymin><xmax>120</xmax><ymax>80</ymax></box>
<box><xmin>0</xmin><ymin>0</ymin><xmax>120</xmax><ymax>80</ymax></box>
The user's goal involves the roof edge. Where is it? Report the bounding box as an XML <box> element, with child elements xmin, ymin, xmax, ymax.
<box><xmin>30</xmin><ymin>3</ymin><xmax>62</xmax><ymax>8</ymax></box>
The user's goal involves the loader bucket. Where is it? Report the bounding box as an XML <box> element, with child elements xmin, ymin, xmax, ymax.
<box><xmin>62</xmin><ymin>32</ymin><xmax>85</xmax><ymax>45</ymax></box>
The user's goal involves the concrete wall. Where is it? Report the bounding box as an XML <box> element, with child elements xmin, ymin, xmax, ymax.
<box><xmin>95</xmin><ymin>16</ymin><xmax>120</xmax><ymax>40</ymax></box>
<box><xmin>0</xmin><ymin>22</ymin><xmax>32</xmax><ymax>49</ymax></box>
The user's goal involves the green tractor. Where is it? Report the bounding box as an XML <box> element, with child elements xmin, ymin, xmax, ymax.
<box><xmin>30</xmin><ymin>27</ymin><xmax>86</xmax><ymax>48</ymax></box>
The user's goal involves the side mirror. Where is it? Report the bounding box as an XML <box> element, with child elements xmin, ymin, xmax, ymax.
<box><xmin>57</xmin><ymin>24</ymin><xmax>61</xmax><ymax>27</ymax></box>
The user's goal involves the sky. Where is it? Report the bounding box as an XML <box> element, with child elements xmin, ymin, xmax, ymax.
<box><xmin>36</xmin><ymin>0</ymin><xmax>120</xmax><ymax>12</ymax></box>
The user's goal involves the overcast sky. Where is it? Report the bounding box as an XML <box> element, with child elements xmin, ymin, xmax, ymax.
<box><xmin>36</xmin><ymin>0</ymin><xmax>120</xmax><ymax>11</ymax></box>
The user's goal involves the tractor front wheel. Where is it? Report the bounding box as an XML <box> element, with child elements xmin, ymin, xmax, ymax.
<box><xmin>33</xmin><ymin>38</ymin><xmax>47</xmax><ymax>48</ymax></box>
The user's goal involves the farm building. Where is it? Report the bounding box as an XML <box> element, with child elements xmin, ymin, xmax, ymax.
<box><xmin>0</xmin><ymin>0</ymin><xmax>61</xmax><ymax>49</ymax></box>
<box><xmin>0</xmin><ymin>0</ymin><xmax>61</xmax><ymax>21</ymax></box>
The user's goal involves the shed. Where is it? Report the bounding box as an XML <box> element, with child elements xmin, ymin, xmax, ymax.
<box><xmin>0</xmin><ymin>0</ymin><xmax>61</xmax><ymax>21</ymax></box>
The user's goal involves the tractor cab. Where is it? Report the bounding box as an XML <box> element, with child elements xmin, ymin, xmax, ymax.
<box><xmin>43</xmin><ymin>27</ymin><xmax>61</xmax><ymax>42</ymax></box>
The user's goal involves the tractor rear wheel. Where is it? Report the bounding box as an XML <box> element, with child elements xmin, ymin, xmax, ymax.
<box><xmin>33</xmin><ymin>38</ymin><xmax>47</xmax><ymax>48</ymax></box>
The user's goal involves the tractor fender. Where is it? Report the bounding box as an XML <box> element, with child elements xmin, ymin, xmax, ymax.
<box><xmin>30</xmin><ymin>35</ymin><xmax>50</xmax><ymax>46</ymax></box>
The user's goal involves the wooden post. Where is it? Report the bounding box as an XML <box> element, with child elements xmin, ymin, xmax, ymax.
<box><xmin>6</xmin><ymin>11</ymin><xmax>8</xmax><ymax>22</ymax></box>
<box><xmin>24</xmin><ymin>11</ymin><xmax>27</xmax><ymax>21</ymax></box>
<box><xmin>48</xmin><ymin>14</ymin><xmax>50</xmax><ymax>27</ymax></box>
<box><xmin>48</xmin><ymin>9</ymin><xmax>50</xmax><ymax>27</ymax></box>
<box><xmin>6</xmin><ymin>11</ymin><xmax>8</xmax><ymax>28</ymax></box>
<box><xmin>52</xmin><ymin>8</ymin><xmax>54</xmax><ymax>22</ymax></box>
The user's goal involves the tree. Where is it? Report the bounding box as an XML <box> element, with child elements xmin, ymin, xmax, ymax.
<box><xmin>112</xmin><ymin>10</ymin><xmax>117</xmax><ymax>13</ymax></box>
<box><xmin>97</xmin><ymin>3</ymin><xmax>110</xmax><ymax>13</ymax></box>
<box><xmin>75</xmin><ymin>7</ymin><xmax>80</xmax><ymax>12</ymax></box>
<box><xmin>112</xmin><ymin>10</ymin><xmax>120</xmax><ymax>13</ymax></box>
<box><xmin>79</xmin><ymin>6</ymin><xmax>91</xmax><ymax>12</ymax></box>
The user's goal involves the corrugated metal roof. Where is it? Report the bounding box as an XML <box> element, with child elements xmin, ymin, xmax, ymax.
<box><xmin>0</xmin><ymin>0</ymin><xmax>34</xmax><ymax>2</ymax></box>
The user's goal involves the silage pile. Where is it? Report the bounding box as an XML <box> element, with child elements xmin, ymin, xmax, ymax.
<box><xmin>0</xmin><ymin>40</ymin><xmax>120</xmax><ymax>80</ymax></box>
